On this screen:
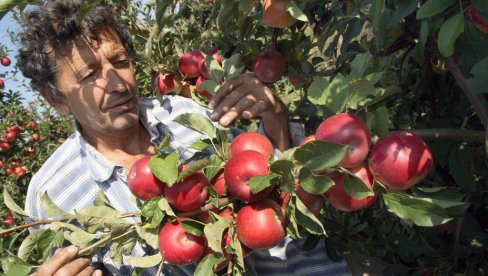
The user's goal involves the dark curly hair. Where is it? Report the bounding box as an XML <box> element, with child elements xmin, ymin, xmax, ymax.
<box><xmin>16</xmin><ymin>0</ymin><xmax>135</xmax><ymax>101</ymax></box>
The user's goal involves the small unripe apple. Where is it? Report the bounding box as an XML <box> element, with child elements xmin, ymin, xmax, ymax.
<box><xmin>252</xmin><ymin>48</ymin><xmax>286</xmax><ymax>83</ymax></box>
<box><xmin>229</xmin><ymin>132</ymin><xmax>274</xmax><ymax>159</ymax></box>
<box><xmin>1</xmin><ymin>57</ymin><xmax>10</xmax><ymax>67</ymax></box>
<box><xmin>163</xmin><ymin>166</ymin><xmax>209</xmax><ymax>211</ymax></box>
<box><xmin>236</xmin><ymin>199</ymin><xmax>286</xmax><ymax>250</ymax></box>
<box><xmin>263</xmin><ymin>0</ymin><xmax>297</xmax><ymax>28</ymax></box>
<box><xmin>224</xmin><ymin>150</ymin><xmax>274</xmax><ymax>203</ymax></box>
<box><xmin>198</xmin><ymin>48</ymin><xmax>223</xmax><ymax>79</ymax></box>
<box><xmin>127</xmin><ymin>156</ymin><xmax>165</xmax><ymax>200</ymax></box>
<box><xmin>179</xmin><ymin>50</ymin><xmax>204</xmax><ymax>79</ymax></box>
<box><xmin>315</xmin><ymin>113</ymin><xmax>371</xmax><ymax>168</ymax></box>
<box><xmin>159</xmin><ymin>218</ymin><xmax>207</xmax><ymax>265</ymax></box>
<box><xmin>368</xmin><ymin>131</ymin><xmax>433</xmax><ymax>190</ymax></box>
<box><xmin>325</xmin><ymin>164</ymin><xmax>376</xmax><ymax>212</ymax></box>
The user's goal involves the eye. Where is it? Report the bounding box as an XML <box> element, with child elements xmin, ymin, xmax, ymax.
<box><xmin>81</xmin><ymin>70</ymin><xmax>98</xmax><ymax>82</ymax></box>
<box><xmin>113</xmin><ymin>59</ymin><xmax>130</xmax><ymax>68</ymax></box>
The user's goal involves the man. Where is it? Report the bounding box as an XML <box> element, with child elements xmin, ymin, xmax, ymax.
<box><xmin>17</xmin><ymin>1</ymin><xmax>351</xmax><ymax>275</ymax></box>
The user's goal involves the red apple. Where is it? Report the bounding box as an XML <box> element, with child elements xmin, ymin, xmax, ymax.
<box><xmin>4</xmin><ymin>131</ymin><xmax>16</xmax><ymax>142</ymax></box>
<box><xmin>315</xmin><ymin>113</ymin><xmax>371</xmax><ymax>168</ymax></box>
<box><xmin>368</xmin><ymin>131</ymin><xmax>433</xmax><ymax>191</ymax></box>
<box><xmin>155</xmin><ymin>72</ymin><xmax>182</xmax><ymax>95</ymax></box>
<box><xmin>0</xmin><ymin>79</ymin><xmax>4</xmax><ymax>89</ymax></box>
<box><xmin>465</xmin><ymin>5</ymin><xmax>488</xmax><ymax>33</ymax></box>
<box><xmin>195</xmin><ymin>75</ymin><xmax>213</xmax><ymax>99</ymax></box>
<box><xmin>252</xmin><ymin>48</ymin><xmax>286</xmax><ymax>83</ymax></box>
<box><xmin>15</xmin><ymin>166</ymin><xmax>26</xmax><ymax>178</ymax></box>
<box><xmin>27</xmin><ymin>121</ymin><xmax>37</xmax><ymax>129</ymax></box>
<box><xmin>127</xmin><ymin>156</ymin><xmax>165</xmax><ymax>200</ymax></box>
<box><xmin>31</xmin><ymin>133</ymin><xmax>40</xmax><ymax>141</ymax></box>
<box><xmin>325</xmin><ymin>164</ymin><xmax>376</xmax><ymax>212</ymax></box>
<box><xmin>280</xmin><ymin>180</ymin><xmax>324</xmax><ymax>217</ymax></box>
<box><xmin>212</xmin><ymin>171</ymin><xmax>227</xmax><ymax>196</ymax></box>
<box><xmin>163</xmin><ymin>166</ymin><xmax>209</xmax><ymax>211</ymax></box>
<box><xmin>198</xmin><ymin>48</ymin><xmax>223</xmax><ymax>79</ymax></box>
<box><xmin>8</xmin><ymin>125</ymin><xmax>21</xmax><ymax>134</ymax></box>
<box><xmin>263</xmin><ymin>0</ymin><xmax>297</xmax><ymax>28</ymax></box>
<box><xmin>224</xmin><ymin>150</ymin><xmax>274</xmax><ymax>203</ymax></box>
<box><xmin>0</xmin><ymin>57</ymin><xmax>10</xmax><ymax>67</ymax></box>
<box><xmin>288</xmin><ymin>76</ymin><xmax>311</xmax><ymax>88</ymax></box>
<box><xmin>159</xmin><ymin>218</ymin><xmax>207</xmax><ymax>265</ymax></box>
<box><xmin>229</xmin><ymin>132</ymin><xmax>274</xmax><ymax>159</ymax></box>
<box><xmin>0</xmin><ymin>141</ymin><xmax>10</xmax><ymax>152</ymax></box>
<box><xmin>179</xmin><ymin>50</ymin><xmax>204</xmax><ymax>78</ymax></box>
<box><xmin>2</xmin><ymin>216</ymin><xmax>14</xmax><ymax>226</ymax></box>
<box><xmin>0</xmin><ymin>160</ymin><xmax>3</xmax><ymax>169</ymax></box>
<box><xmin>299</xmin><ymin>134</ymin><xmax>316</xmax><ymax>146</ymax></box>
<box><xmin>236</xmin><ymin>199</ymin><xmax>286</xmax><ymax>250</ymax></box>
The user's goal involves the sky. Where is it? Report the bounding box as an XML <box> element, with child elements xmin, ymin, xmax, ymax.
<box><xmin>0</xmin><ymin>10</ymin><xmax>36</xmax><ymax>105</ymax></box>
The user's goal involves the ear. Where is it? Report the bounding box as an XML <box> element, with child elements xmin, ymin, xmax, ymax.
<box><xmin>41</xmin><ymin>90</ymin><xmax>71</xmax><ymax>115</ymax></box>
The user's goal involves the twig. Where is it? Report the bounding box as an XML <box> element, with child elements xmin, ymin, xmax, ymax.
<box><xmin>155</xmin><ymin>260</ymin><xmax>165</xmax><ymax>276</ymax></box>
<box><xmin>0</xmin><ymin>219</ymin><xmax>63</xmax><ymax>235</ymax></box>
<box><xmin>445</xmin><ymin>57</ymin><xmax>488</xmax><ymax>129</ymax></box>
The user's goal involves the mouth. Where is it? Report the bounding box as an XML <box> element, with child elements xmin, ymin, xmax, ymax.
<box><xmin>106</xmin><ymin>97</ymin><xmax>134</xmax><ymax>111</ymax></box>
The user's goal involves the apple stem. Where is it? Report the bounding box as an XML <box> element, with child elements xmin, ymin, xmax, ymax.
<box><xmin>409</xmin><ymin>129</ymin><xmax>485</xmax><ymax>143</ymax></box>
<box><xmin>176</xmin><ymin>197</ymin><xmax>237</xmax><ymax>217</ymax></box>
<box><xmin>445</xmin><ymin>57</ymin><xmax>488</xmax><ymax>129</ymax></box>
<box><xmin>0</xmin><ymin>219</ymin><xmax>63</xmax><ymax>234</ymax></box>
<box><xmin>78</xmin><ymin>225</ymin><xmax>136</xmax><ymax>256</ymax></box>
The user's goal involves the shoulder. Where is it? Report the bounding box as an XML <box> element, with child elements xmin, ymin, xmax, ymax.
<box><xmin>25</xmin><ymin>134</ymin><xmax>97</xmax><ymax>219</ymax></box>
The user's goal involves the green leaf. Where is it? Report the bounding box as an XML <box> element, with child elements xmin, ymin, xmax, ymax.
<box><xmin>287</xmin><ymin>2</ymin><xmax>307</xmax><ymax>22</ymax></box>
<box><xmin>467</xmin><ymin>56</ymin><xmax>488</xmax><ymax>93</ymax></box>
<box><xmin>223</xmin><ymin>54</ymin><xmax>245</xmax><ymax>80</ymax></box>
<box><xmin>158</xmin><ymin>197</ymin><xmax>176</xmax><ymax>218</ymax></box>
<box><xmin>204</xmin><ymin>54</ymin><xmax>224</xmax><ymax>83</ymax></box>
<box><xmin>294</xmin><ymin>141</ymin><xmax>348</xmax><ymax>172</ymax></box>
<box><xmin>51</xmin><ymin>222</ymin><xmax>98</xmax><ymax>249</ymax></box>
<box><xmin>416</xmin><ymin>0</ymin><xmax>454</xmax><ymax>20</ymax></box>
<box><xmin>200</xmin><ymin>79</ymin><xmax>220</xmax><ymax>96</ymax></box>
<box><xmin>1</xmin><ymin>256</ymin><xmax>32</xmax><ymax>276</ymax></box>
<box><xmin>413</xmin><ymin>20</ymin><xmax>429</xmax><ymax>64</ymax></box>
<box><xmin>270</xmin><ymin>160</ymin><xmax>296</xmax><ymax>193</ymax></box>
<box><xmin>149</xmin><ymin>153</ymin><xmax>179</xmax><ymax>186</ymax></box>
<box><xmin>298</xmin><ymin>168</ymin><xmax>334</xmax><ymax>195</ymax></box>
<box><xmin>75</xmin><ymin>0</ymin><xmax>102</xmax><ymax>26</ymax></box>
<box><xmin>205</xmin><ymin>154</ymin><xmax>225</xmax><ymax>182</ymax></box>
<box><xmin>126</xmin><ymin>253</ymin><xmax>162</xmax><ymax>268</ymax></box>
<box><xmin>110</xmin><ymin>232</ymin><xmax>137</xmax><ymax>264</ymax></box>
<box><xmin>383</xmin><ymin>192</ymin><xmax>468</xmax><ymax>227</ymax></box>
<box><xmin>438</xmin><ymin>13</ymin><xmax>464</xmax><ymax>57</ymax></box>
<box><xmin>40</xmin><ymin>192</ymin><xmax>74</xmax><ymax>219</ymax></box>
<box><xmin>366</xmin><ymin>105</ymin><xmax>390</xmax><ymax>138</ymax></box>
<box><xmin>189</xmin><ymin>139</ymin><xmax>212</xmax><ymax>151</ymax></box>
<box><xmin>307</xmin><ymin>77</ymin><xmax>330</xmax><ymax>105</ymax></box>
<box><xmin>371</xmin><ymin>0</ymin><xmax>385</xmax><ymax>48</ymax></box>
<box><xmin>343</xmin><ymin>173</ymin><xmax>375</xmax><ymax>200</ymax></box>
<box><xmin>194</xmin><ymin>253</ymin><xmax>225</xmax><ymax>276</ymax></box>
<box><xmin>347</xmin><ymin>79</ymin><xmax>376</xmax><ymax>109</ymax></box>
<box><xmin>181</xmin><ymin>219</ymin><xmax>206</xmax><ymax>236</ymax></box>
<box><xmin>312</xmin><ymin>74</ymin><xmax>350</xmax><ymax>113</ymax></box>
<box><xmin>294</xmin><ymin>196</ymin><xmax>325</xmax><ymax>235</ymax></box>
<box><xmin>93</xmin><ymin>190</ymin><xmax>112</xmax><ymax>207</ymax></box>
<box><xmin>448</xmin><ymin>144</ymin><xmax>477</xmax><ymax>193</ymax></box>
<box><xmin>37</xmin><ymin>229</ymin><xmax>64</xmax><ymax>261</ymax></box>
<box><xmin>350</xmin><ymin>52</ymin><xmax>372</xmax><ymax>78</ymax></box>
<box><xmin>177</xmin><ymin>159</ymin><xmax>210</xmax><ymax>182</ymax></box>
<box><xmin>136</xmin><ymin>225</ymin><xmax>159</xmax><ymax>248</ymax></box>
<box><xmin>204</xmin><ymin>219</ymin><xmax>231</xmax><ymax>254</ymax></box>
<box><xmin>17</xmin><ymin>229</ymin><xmax>48</xmax><ymax>261</ymax></box>
<box><xmin>3</xmin><ymin>189</ymin><xmax>28</xmax><ymax>216</ymax></box>
<box><xmin>247</xmin><ymin>174</ymin><xmax>280</xmax><ymax>194</ymax></box>
<box><xmin>174</xmin><ymin>113</ymin><xmax>216</xmax><ymax>139</ymax></box>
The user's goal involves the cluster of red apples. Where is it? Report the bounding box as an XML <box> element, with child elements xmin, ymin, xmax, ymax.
<box><xmin>0</xmin><ymin>56</ymin><xmax>11</xmax><ymax>89</ymax></box>
<box><xmin>127</xmin><ymin>112</ymin><xmax>433</xmax><ymax>269</ymax></box>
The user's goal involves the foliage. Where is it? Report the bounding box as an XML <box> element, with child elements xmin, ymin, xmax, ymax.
<box><xmin>0</xmin><ymin>0</ymin><xmax>487</xmax><ymax>275</ymax></box>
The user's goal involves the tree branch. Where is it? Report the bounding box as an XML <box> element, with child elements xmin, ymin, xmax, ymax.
<box><xmin>445</xmin><ymin>57</ymin><xmax>488</xmax><ymax>129</ymax></box>
<box><xmin>410</xmin><ymin>128</ymin><xmax>485</xmax><ymax>143</ymax></box>
<box><xmin>176</xmin><ymin>197</ymin><xmax>236</xmax><ymax>218</ymax></box>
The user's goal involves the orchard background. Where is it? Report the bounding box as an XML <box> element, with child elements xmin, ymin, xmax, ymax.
<box><xmin>0</xmin><ymin>0</ymin><xmax>487</xmax><ymax>275</ymax></box>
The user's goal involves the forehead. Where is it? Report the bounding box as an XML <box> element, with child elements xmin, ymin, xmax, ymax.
<box><xmin>53</xmin><ymin>29</ymin><xmax>126</xmax><ymax>75</ymax></box>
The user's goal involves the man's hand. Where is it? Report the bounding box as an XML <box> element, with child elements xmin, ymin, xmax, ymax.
<box><xmin>208</xmin><ymin>73</ymin><xmax>290</xmax><ymax>151</ymax></box>
<box><xmin>34</xmin><ymin>245</ymin><xmax>101</xmax><ymax>276</ymax></box>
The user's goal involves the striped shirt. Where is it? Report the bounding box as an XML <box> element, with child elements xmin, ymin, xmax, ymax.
<box><xmin>25</xmin><ymin>95</ymin><xmax>351</xmax><ymax>275</ymax></box>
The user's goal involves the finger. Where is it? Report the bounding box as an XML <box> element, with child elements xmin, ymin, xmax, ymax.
<box><xmin>218</xmin><ymin>96</ymin><xmax>256</xmax><ymax>126</ymax></box>
<box><xmin>208</xmin><ymin>78</ymin><xmax>243</xmax><ymax>110</ymax></box>
<box><xmin>242</xmin><ymin>99</ymin><xmax>270</xmax><ymax>120</ymax></box>
<box><xmin>92</xmin><ymin>270</ymin><xmax>103</xmax><ymax>276</ymax></box>
<box><xmin>35</xmin><ymin>245</ymin><xmax>79</xmax><ymax>276</ymax></box>
<box><xmin>75</xmin><ymin>264</ymin><xmax>95</xmax><ymax>276</ymax></box>
<box><xmin>210</xmin><ymin>85</ymin><xmax>249</xmax><ymax>122</ymax></box>
<box><xmin>53</xmin><ymin>257</ymin><xmax>91</xmax><ymax>276</ymax></box>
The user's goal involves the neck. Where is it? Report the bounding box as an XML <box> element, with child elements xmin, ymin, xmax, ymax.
<box><xmin>80</xmin><ymin>121</ymin><xmax>156</xmax><ymax>171</ymax></box>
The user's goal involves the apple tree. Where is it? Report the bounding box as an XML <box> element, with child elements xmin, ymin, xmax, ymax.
<box><xmin>0</xmin><ymin>0</ymin><xmax>487</xmax><ymax>275</ymax></box>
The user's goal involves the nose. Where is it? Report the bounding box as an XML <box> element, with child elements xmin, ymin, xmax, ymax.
<box><xmin>104</xmin><ymin>63</ymin><xmax>127</xmax><ymax>94</ymax></box>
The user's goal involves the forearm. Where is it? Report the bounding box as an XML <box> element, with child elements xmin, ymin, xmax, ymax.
<box><xmin>261</xmin><ymin>100</ymin><xmax>291</xmax><ymax>152</ymax></box>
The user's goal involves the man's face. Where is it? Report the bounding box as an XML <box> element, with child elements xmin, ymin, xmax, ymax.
<box><xmin>52</xmin><ymin>30</ymin><xmax>139</xmax><ymax>137</ymax></box>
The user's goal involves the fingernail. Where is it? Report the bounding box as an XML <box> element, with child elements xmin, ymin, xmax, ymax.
<box><xmin>210</xmin><ymin>112</ymin><xmax>218</xmax><ymax>120</ymax></box>
<box><xmin>208</xmin><ymin>100</ymin><xmax>215</xmax><ymax>109</ymax></box>
<box><xmin>220</xmin><ymin>116</ymin><xmax>229</xmax><ymax>126</ymax></box>
<box><xmin>67</xmin><ymin>245</ymin><xmax>79</xmax><ymax>254</ymax></box>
